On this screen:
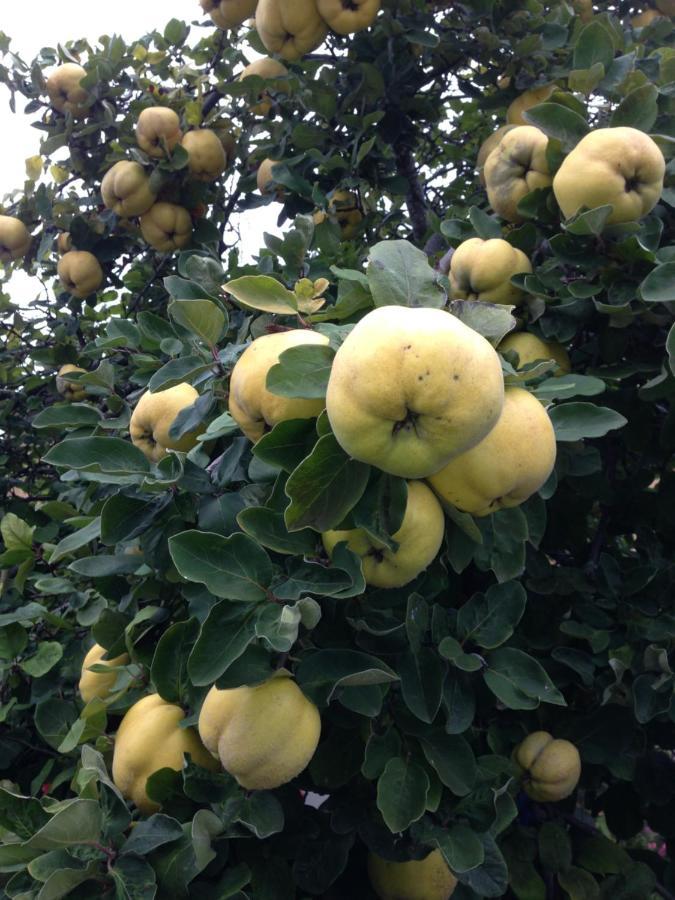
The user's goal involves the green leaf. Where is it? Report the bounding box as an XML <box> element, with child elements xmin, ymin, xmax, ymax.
<box><xmin>284</xmin><ymin>434</ymin><xmax>370</xmax><ymax>532</ymax></box>
<box><xmin>524</xmin><ymin>102</ymin><xmax>589</xmax><ymax>150</ymax></box>
<box><xmin>1</xmin><ymin>513</ymin><xmax>34</xmax><ymax>552</ymax></box>
<box><xmin>459</xmin><ymin>833</ymin><xmax>509</xmax><ymax>898</ymax></box>
<box><xmin>398</xmin><ymin>648</ymin><xmax>445</xmax><ymax>723</ymax></box>
<box><xmin>367</xmin><ymin>240</ymin><xmax>445</xmax><ymax>309</ymax></box>
<box><xmin>110</xmin><ymin>854</ymin><xmax>157</xmax><ymax>900</ymax></box>
<box><xmin>43</xmin><ymin>438</ymin><xmax>150</xmax><ymax>475</ymax></box>
<box><xmin>611</xmin><ymin>83</ymin><xmax>658</xmax><ymax>132</ymax></box>
<box><xmin>563</xmin><ymin>205</ymin><xmax>613</xmax><ymax>235</ymax></box>
<box><xmin>238</xmin><ymin>792</ymin><xmax>284</xmax><ymax>840</ymax></box>
<box><xmin>253</xmin><ymin>418</ymin><xmax>319</xmax><ymax>473</ymax></box>
<box><xmin>266</xmin><ymin>344</ymin><xmax>334</xmax><ymax>399</ymax></box>
<box><xmin>120</xmin><ymin>814</ymin><xmax>184</xmax><ymax>855</ymax></box>
<box><xmin>151</xmin><ymin>619</ymin><xmax>199</xmax><ymax>703</ymax></box>
<box><xmin>169</xmin><ymin>530</ymin><xmax>273</xmax><ymax>601</ymax></box>
<box><xmin>19</xmin><ymin>642</ymin><xmax>63</xmax><ymax>678</ymax></box>
<box><xmin>484</xmin><ymin>648</ymin><xmax>566</xmax><ymax>709</ymax></box>
<box><xmin>668</xmin><ymin>322</ymin><xmax>675</xmax><ymax>377</ymax></box>
<box><xmin>557</xmin><ymin>867</ymin><xmax>600</xmax><ymax>900</ymax></box>
<box><xmin>32</xmin><ymin>404</ymin><xmax>102</xmax><ymax>429</ymax></box>
<box><xmin>297</xmin><ymin>649</ymin><xmax>398</xmax><ymax>706</ymax></box>
<box><xmin>549</xmin><ymin>403</ymin><xmax>627</xmax><ymax>441</ymax></box>
<box><xmin>640</xmin><ymin>263</ymin><xmax>675</xmax><ymax>303</ymax></box>
<box><xmin>573</xmin><ymin>21</ymin><xmax>615</xmax><ymax>71</ymax></box>
<box><xmin>0</xmin><ymin>788</ymin><xmax>49</xmax><ymax>840</ymax></box>
<box><xmin>25</xmin><ymin>800</ymin><xmax>102</xmax><ymax>850</ymax></box>
<box><xmin>421</xmin><ymin>733</ymin><xmax>477</xmax><ymax>796</ymax></box>
<box><xmin>533</xmin><ymin>374</ymin><xmax>606</xmax><ymax>402</ymax></box>
<box><xmin>188</xmin><ymin>601</ymin><xmax>258</xmax><ymax>685</ymax></box>
<box><xmin>237</xmin><ymin>506</ymin><xmax>318</xmax><ymax>555</ymax></box>
<box><xmin>50</xmin><ymin>518</ymin><xmax>101</xmax><ymax>564</ymax></box>
<box><xmin>377</xmin><ymin>757</ymin><xmax>429</xmax><ymax>833</ymax></box>
<box><xmin>449</xmin><ymin>300</ymin><xmax>516</xmax><ymax>344</ymax></box>
<box><xmin>457</xmin><ymin>582</ymin><xmax>527</xmax><ymax>649</ymax></box>
<box><xmin>169</xmin><ymin>297</ymin><xmax>226</xmax><ymax>346</ymax></box>
<box><xmin>435</xmin><ymin>824</ymin><xmax>485</xmax><ymax>873</ymax></box>
<box><xmin>69</xmin><ymin>555</ymin><xmax>144</xmax><ymax>577</ymax></box>
<box><xmin>224</xmin><ymin>275</ymin><xmax>298</xmax><ymax>315</ymax></box>
<box><xmin>538</xmin><ymin>822</ymin><xmax>573</xmax><ymax>873</ymax></box>
<box><xmin>350</xmin><ymin>473</ymin><xmax>407</xmax><ymax>551</ymax></box>
<box><xmin>468</xmin><ymin>206</ymin><xmax>502</xmax><ymax>239</ymax></box>
<box><xmin>100</xmin><ymin>494</ymin><xmax>169</xmax><ymax>546</ymax></box>
<box><xmin>148</xmin><ymin>355</ymin><xmax>213</xmax><ymax>392</ymax></box>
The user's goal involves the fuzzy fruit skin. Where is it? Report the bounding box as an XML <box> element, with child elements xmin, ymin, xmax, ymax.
<box><xmin>182</xmin><ymin>129</ymin><xmax>228</xmax><ymax>182</ymax></box>
<box><xmin>56</xmin><ymin>232</ymin><xmax>73</xmax><ymax>254</ymax></box>
<box><xmin>0</xmin><ymin>216</ymin><xmax>31</xmax><ymax>261</ymax></box>
<box><xmin>313</xmin><ymin>190</ymin><xmax>363</xmax><ymax>238</ymax></box>
<box><xmin>78</xmin><ymin>643</ymin><xmax>130</xmax><ymax>704</ymax></box>
<box><xmin>323</xmin><ymin>481</ymin><xmax>445</xmax><ymax>589</ymax></box>
<box><xmin>631</xmin><ymin>8</ymin><xmax>663</xmax><ymax>25</ymax></box>
<box><xmin>450</xmin><ymin>237</ymin><xmax>532</xmax><ymax>306</ymax></box>
<box><xmin>316</xmin><ymin>0</ymin><xmax>381</xmax><ymax>34</ymax></box>
<box><xmin>56</xmin><ymin>364</ymin><xmax>87</xmax><ymax>401</ymax></box>
<box><xmin>202</xmin><ymin>0</ymin><xmax>258</xmax><ymax>28</ymax></box>
<box><xmin>484</xmin><ymin>125</ymin><xmax>552</xmax><ymax>223</ymax></box>
<box><xmin>112</xmin><ymin>694</ymin><xmax>218</xmax><ymax>815</ymax></box>
<box><xmin>368</xmin><ymin>850</ymin><xmax>458</xmax><ymax>900</ymax></box>
<box><xmin>326</xmin><ymin>305</ymin><xmax>504</xmax><ymax>479</ymax></box>
<box><xmin>130</xmin><ymin>383</ymin><xmax>200</xmax><ymax>462</ymax></box>
<box><xmin>256</xmin><ymin>158</ymin><xmax>285</xmax><ymax>197</ymax></box>
<box><xmin>514</xmin><ymin>731</ymin><xmax>582</xmax><ymax>803</ymax></box>
<box><xmin>136</xmin><ymin>107</ymin><xmax>183</xmax><ymax>159</ymax></box>
<box><xmin>499</xmin><ymin>333</ymin><xmax>571</xmax><ymax>377</ymax></box>
<box><xmin>198</xmin><ymin>671</ymin><xmax>321</xmax><ymax>790</ymax></box>
<box><xmin>506</xmin><ymin>84</ymin><xmax>556</xmax><ymax>125</ymax></box>
<box><xmin>553</xmin><ymin>127</ymin><xmax>665</xmax><ymax>225</ymax></box>
<box><xmin>101</xmin><ymin>161</ymin><xmax>156</xmax><ymax>217</ymax></box>
<box><xmin>256</xmin><ymin>0</ymin><xmax>329</xmax><ymax>61</ymax></box>
<box><xmin>46</xmin><ymin>63</ymin><xmax>89</xmax><ymax>117</ymax></box>
<box><xmin>229</xmin><ymin>329</ymin><xmax>330</xmax><ymax>442</ymax></box>
<box><xmin>427</xmin><ymin>387</ymin><xmax>556</xmax><ymax>517</ymax></box>
<box><xmin>476</xmin><ymin>124</ymin><xmax>516</xmax><ymax>185</ymax></box>
<box><xmin>140</xmin><ymin>202</ymin><xmax>192</xmax><ymax>252</ymax></box>
<box><xmin>57</xmin><ymin>250</ymin><xmax>103</xmax><ymax>299</ymax></box>
<box><xmin>239</xmin><ymin>58</ymin><xmax>289</xmax><ymax>115</ymax></box>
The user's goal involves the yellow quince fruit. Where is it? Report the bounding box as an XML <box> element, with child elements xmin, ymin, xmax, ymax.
<box><xmin>140</xmin><ymin>202</ymin><xmax>192</xmax><ymax>252</ymax></box>
<box><xmin>45</xmin><ymin>63</ymin><xmax>89</xmax><ymax>117</ymax></box>
<box><xmin>57</xmin><ymin>250</ymin><xmax>103</xmax><ymax>299</ymax></box>
<box><xmin>56</xmin><ymin>364</ymin><xmax>87</xmax><ymax>401</ymax></box>
<box><xmin>506</xmin><ymin>84</ymin><xmax>556</xmax><ymax>126</ymax></box>
<box><xmin>129</xmin><ymin>382</ymin><xmax>201</xmax><ymax>462</ymax></box>
<box><xmin>316</xmin><ymin>0</ymin><xmax>381</xmax><ymax>34</ymax></box>
<box><xmin>201</xmin><ymin>0</ymin><xmax>258</xmax><ymax>28</ymax></box>
<box><xmin>449</xmin><ymin>237</ymin><xmax>532</xmax><ymax>306</ymax></box>
<box><xmin>0</xmin><ymin>215</ymin><xmax>31</xmax><ymax>262</ymax></box>
<box><xmin>368</xmin><ymin>849</ymin><xmax>458</xmax><ymax>900</ymax></box>
<box><xmin>499</xmin><ymin>332</ymin><xmax>571</xmax><ymax>377</ymax></box>
<box><xmin>136</xmin><ymin>106</ymin><xmax>183</xmax><ymax>159</ymax></box>
<box><xmin>101</xmin><ymin>161</ymin><xmax>156</xmax><ymax>217</ymax></box>
<box><xmin>484</xmin><ymin>125</ymin><xmax>552</xmax><ymax>223</ymax></box>
<box><xmin>476</xmin><ymin>124</ymin><xmax>516</xmax><ymax>185</ymax></box>
<box><xmin>513</xmin><ymin>731</ymin><xmax>582</xmax><ymax>802</ymax></box>
<box><xmin>182</xmin><ymin>129</ymin><xmax>228</xmax><ymax>182</ymax></box>
<box><xmin>239</xmin><ymin>58</ymin><xmax>290</xmax><ymax>115</ymax></box>
<box><xmin>256</xmin><ymin>0</ymin><xmax>329</xmax><ymax>61</ymax></box>
<box><xmin>78</xmin><ymin>643</ymin><xmax>130</xmax><ymax>704</ymax></box>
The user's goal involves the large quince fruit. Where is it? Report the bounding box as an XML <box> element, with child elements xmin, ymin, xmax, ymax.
<box><xmin>553</xmin><ymin>127</ymin><xmax>665</xmax><ymax>225</ymax></box>
<box><xmin>499</xmin><ymin>332</ymin><xmax>570</xmax><ymax>377</ymax></box>
<box><xmin>56</xmin><ymin>364</ymin><xmax>87</xmax><ymax>401</ymax></box>
<box><xmin>229</xmin><ymin>329</ymin><xmax>330</xmax><ymax>442</ymax></box>
<box><xmin>449</xmin><ymin>237</ymin><xmax>532</xmax><ymax>306</ymax></box>
<box><xmin>198</xmin><ymin>670</ymin><xmax>321</xmax><ymax>790</ymax></box>
<box><xmin>78</xmin><ymin>643</ymin><xmax>130</xmax><ymax>704</ymax></box>
<box><xmin>239</xmin><ymin>58</ymin><xmax>290</xmax><ymax>115</ymax></box>
<box><xmin>57</xmin><ymin>250</ymin><xmax>103</xmax><ymax>299</ymax></box>
<box><xmin>484</xmin><ymin>125</ymin><xmax>552</xmax><ymax>223</ymax></box>
<box><xmin>182</xmin><ymin>129</ymin><xmax>228</xmax><ymax>182</ymax></box>
<box><xmin>514</xmin><ymin>731</ymin><xmax>581</xmax><ymax>802</ymax></box>
<box><xmin>326</xmin><ymin>305</ymin><xmax>504</xmax><ymax>479</ymax></box>
<box><xmin>46</xmin><ymin>63</ymin><xmax>89</xmax><ymax>117</ymax></box>
<box><xmin>112</xmin><ymin>694</ymin><xmax>218</xmax><ymax>815</ymax></box>
<box><xmin>0</xmin><ymin>215</ymin><xmax>31</xmax><ymax>262</ymax></box>
<box><xmin>201</xmin><ymin>0</ymin><xmax>258</xmax><ymax>28</ymax></box>
<box><xmin>476</xmin><ymin>124</ymin><xmax>516</xmax><ymax>185</ymax></box>
<box><xmin>136</xmin><ymin>106</ymin><xmax>183</xmax><ymax>159</ymax></box>
<box><xmin>140</xmin><ymin>202</ymin><xmax>192</xmax><ymax>252</ymax></box>
<box><xmin>256</xmin><ymin>0</ymin><xmax>329</xmax><ymax>61</ymax></box>
<box><xmin>368</xmin><ymin>849</ymin><xmax>458</xmax><ymax>900</ymax></box>
<box><xmin>427</xmin><ymin>387</ymin><xmax>556</xmax><ymax>517</ymax></box>
<box><xmin>323</xmin><ymin>480</ymin><xmax>445</xmax><ymax>588</ymax></box>
<box><xmin>316</xmin><ymin>0</ymin><xmax>381</xmax><ymax>34</ymax></box>
<box><xmin>101</xmin><ymin>161</ymin><xmax>156</xmax><ymax>217</ymax></box>
<box><xmin>130</xmin><ymin>382</ymin><xmax>200</xmax><ymax>462</ymax></box>
<box><xmin>506</xmin><ymin>84</ymin><xmax>556</xmax><ymax>126</ymax></box>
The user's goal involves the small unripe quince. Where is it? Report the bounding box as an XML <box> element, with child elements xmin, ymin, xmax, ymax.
<box><xmin>499</xmin><ymin>332</ymin><xmax>571</xmax><ymax>377</ymax></box>
<box><xmin>506</xmin><ymin>84</ymin><xmax>556</xmax><ymax>126</ymax></box>
<box><xmin>427</xmin><ymin>387</ymin><xmax>556</xmax><ymax>517</ymax></box>
<box><xmin>239</xmin><ymin>58</ymin><xmax>289</xmax><ymax>115</ymax></box>
<box><xmin>484</xmin><ymin>125</ymin><xmax>552</xmax><ymax>223</ymax></box>
<box><xmin>57</xmin><ymin>250</ymin><xmax>103</xmax><ymax>298</ymax></box>
<box><xmin>130</xmin><ymin>382</ymin><xmax>200</xmax><ymax>462</ymax></box>
<box><xmin>101</xmin><ymin>161</ymin><xmax>156</xmax><ymax>217</ymax></box>
<box><xmin>256</xmin><ymin>0</ymin><xmax>328</xmax><ymax>61</ymax></box>
<box><xmin>112</xmin><ymin>694</ymin><xmax>218</xmax><ymax>815</ymax></box>
<box><xmin>449</xmin><ymin>237</ymin><xmax>532</xmax><ymax>306</ymax></box>
<box><xmin>136</xmin><ymin>107</ymin><xmax>183</xmax><ymax>159</ymax></box>
<box><xmin>229</xmin><ymin>329</ymin><xmax>330</xmax><ymax>442</ymax></box>
<box><xmin>316</xmin><ymin>0</ymin><xmax>381</xmax><ymax>35</ymax></box>
<box><xmin>56</xmin><ymin>364</ymin><xmax>87</xmax><ymax>401</ymax></box>
<box><xmin>198</xmin><ymin>670</ymin><xmax>321</xmax><ymax>790</ymax></box>
<box><xmin>514</xmin><ymin>731</ymin><xmax>581</xmax><ymax>802</ymax></box>
<box><xmin>78</xmin><ymin>643</ymin><xmax>130</xmax><ymax>704</ymax></box>
<box><xmin>46</xmin><ymin>63</ymin><xmax>89</xmax><ymax>117</ymax></box>
<box><xmin>0</xmin><ymin>216</ymin><xmax>31</xmax><ymax>262</ymax></box>
<box><xmin>323</xmin><ymin>480</ymin><xmax>445</xmax><ymax>589</ymax></box>
<box><xmin>201</xmin><ymin>0</ymin><xmax>258</xmax><ymax>29</ymax></box>
<box><xmin>140</xmin><ymin>202</ymin><xmax>192</xmax><ymax>252</ymax></box>
<box><xmin>553</xmin><ymin>127</ymin><xmax>665</xmax><ymax>225</ymax></box>
<box><xmin>368</xmin><ymin>849</ymin><xmax>458</xmax><ymax>900</ymax></box>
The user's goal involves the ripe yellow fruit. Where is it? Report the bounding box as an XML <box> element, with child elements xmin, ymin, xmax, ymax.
<box><xmin>313</xmin><ymin>190</ymin><xmax>363</xmax><ymax>239</ymax></box>
<box><xmin>45</xmin><ymin>63</ymin><xmax>89</xmax><ymax>117</ymax></box>
<box><xmin>484</xmin><ymin>125</ymin><xmax>552</xmax><ymax>223</ymax></box>
<box><xmin>56</xmin><ymin>232</ymin><xmax>73</xmax><ymax>255</ymax></box>
<box><xmin>101</xmin><ymin>161</ymin><xmax>156</xmax><ymax>217</ymax></box>
<box><xmin>631</xmin><ymin>8</ymin><xmax>663</xmax><ymax>25</ymax></box>
<box><xmin>368</xmin><ymin>849</ymin><xmax>458</xmax><ymax>900</ymax></box>
<box><xmin>56</xmin><ymin>364</ymin><xmax>87</xmax><ymax>401</ymax></box>
<box><xmin>130</xmin><ymin>383</ymin><xmax>201</xmax><ymax>462</ymax></box>
<box><xmin>506</xmin><ymin>84</ymin><xmax>556</xmax><ymax>126</ymax></box>
<box><xmin>229</xmin><ymin>329</ymin><xmax>330</xmax><ymax>442</ymax></box>
<box><xmin>78</xmin><ymin>643</ymin><xmax>130</xmax><ymax>704</ymax></box>
<box><xmin>499</xmin><ymin>332</ymin><xmax>571</xmax><ymax>377</ymax></box>
<box><xmin>140</xmin><ymin>202</ymin><xmax>192</xmax><ymax>252</ymax></box>
<box><xmin>323</xmin><ymin>480</ymin><xmax>445</xmax><ymax>588</ymax></box>
<box><xmin>553</xmin><ymin>127</ymin><xmax>665</xmax><ymax>225</ymax></box>
<box><xmin>326</xmin><ymin>305</ymin><xmax>504</xmax><ymax>479</ymax></box>
<box><xmin>476</xmin><ymin>124</ymin><xmax>516</xmax><ymax>185</ymax></box>
<box><xmin>57</xmin><ymin>250</ymin><xmax>103</xmax><ymax>299</ymax></box>
<box><xmin>201</xmin><ymin>0</ymin><xmax>258</xmax><ymax>28</ymax></box>
<box><xmin>256</xmin><ymin>158</ymin><xmax>285</xmax><ymax>198</ymax></box>
<box><xmin>198</xmin><ymin>671</ymin><xmax>321</xmax><ymax>790</ymax></box>
<box><xmin>316</xmin><ymin>0</ymin><xmax>381</xmax><ymax>35</ymax></box>
<box><xmin>449</xmin><ymin>237</ymin><xmax>532</xmax><ymax>306</ymax></box>
<box><xmin>239</xmin><ymin>58</ymin><xmax>290</xmax><ymax>116</ymax></box>
<box><xmin>182</xmin><ymin>129</ymin><xmax>228</xmax><ymax>182</ymax></box>
<box><xmin>112</xmin><ymin>694</ymin><xmax>218</xmax><ymax>815</ymax></box>
<box><xmin>256</xmin><ymin>0</ymin><xmax>329</xmax><ymax>61</ymax></box>
<box><xmin>514</xmin><ymin>731</ymin><xmax>582</xmax><ymax>802</ymax></box>
<box><xmin>0</xmin><ymin>215</ymin><xmax>31</xmax><ymax>262</ymax></box>
<box><xmin>427</xmin><ymin>387</ymin><xmax>556</xmax><ymax>517</ymax></box>
<box><xmin>136</xmin><ymin>107</ymin><xmax>183</xmax><ymax>159</ymax></box>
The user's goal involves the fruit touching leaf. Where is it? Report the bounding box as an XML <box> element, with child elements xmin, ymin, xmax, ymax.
<box><xmin>367</xmin><ymin>240</ymin><xmax>445</xmax><ymax>309</ymax></box>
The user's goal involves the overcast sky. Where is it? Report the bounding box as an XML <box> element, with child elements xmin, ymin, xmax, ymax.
<box><xmin>0</xmin><ymin>1</ymin><xmax>278</xmax><ymax>299</ymax></box>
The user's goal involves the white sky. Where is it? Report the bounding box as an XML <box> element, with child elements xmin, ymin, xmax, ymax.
<box><xmin>0</xmin><ymin>1</ymin><xmax>279</xmax><ymax>303</ymax></box>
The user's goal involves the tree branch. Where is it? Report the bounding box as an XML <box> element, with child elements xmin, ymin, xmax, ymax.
<box><xmin>394</xmin><ymin>139</ymin><xmax>428</xmax><ymax>244</ymax></box>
